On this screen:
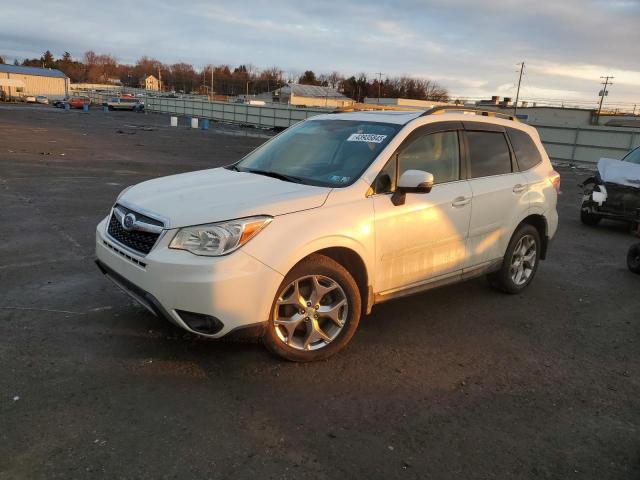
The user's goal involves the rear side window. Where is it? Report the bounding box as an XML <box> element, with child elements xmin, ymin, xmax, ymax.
<box><xmin>507</xmin><ymin>128</ymin><xmax>543</xmax><ymax>170</ymax></box>
<box><xmin>466</xmin><ymin>131</ymin><xmax>512</xmax><ymax>178</ymax></box>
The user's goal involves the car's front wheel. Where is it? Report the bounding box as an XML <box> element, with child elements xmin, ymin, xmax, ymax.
<box><xmin>627</xmin><ymin>243</ymin><xmax>640</xmax><ymax>274</ymax></box>
<box><xmin>489</xmin><ymin>224</ymin><xmax>541</xmax><ymax>294</ymax></box>
<box><xmin>580</xmin><ymin>208</ymin><xmax>601</xmax><ymax>226</ymax></box>
<box><xmin>262</xmin><ymin>254</ymin><xmax>361</xmax><ymax>362</ymax></box>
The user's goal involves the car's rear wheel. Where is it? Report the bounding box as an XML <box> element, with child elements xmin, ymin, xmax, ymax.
<box><xmin>262</xmin><ymin>254</ymin><xmax>361</xmax><ymax>362</ymax></box>
<box><xmin>627</xmin><ymin>243</ymin><xmax>640</xmax><ymax>274</ymax></box>
<box><xmin>580</xmin><ymin>209</ymin><xmax>601</xmax><ymax>226</ymax></box>
<box><xmin>489</xmin><ymin>224</ymin><xmax>541</xmax><ymax>294</ymax></box>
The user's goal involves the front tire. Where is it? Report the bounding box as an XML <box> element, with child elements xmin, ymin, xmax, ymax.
<box><xmin>627</xmin><ymin>244</ymin><xmax>640</xmax><ymax>274</ymax></box>
<box><xmin>262</xmin><ymin>254</ymin><xmax>361</xmax><ymax>362</ymax></box>
<box><xmin>489</xmin><ymin>224</ymin><xmax>541</xmax><ymax>294</ymax></box>
<box><xmin>581</xmin><ymin>209</ymin><xmax>601</xmax><ymax>226</ymax></box>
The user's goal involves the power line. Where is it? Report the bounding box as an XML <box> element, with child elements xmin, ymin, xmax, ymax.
<box><xmin>375</xmin><ymin>72</ymin><xmax>384</xmax><ymax>103</ymax></box>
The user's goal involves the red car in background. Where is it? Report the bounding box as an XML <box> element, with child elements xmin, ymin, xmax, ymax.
<box><xmin>68</xmin><ymin>96</ymin><xmax>91</xmax><ymax>109</ymax></box>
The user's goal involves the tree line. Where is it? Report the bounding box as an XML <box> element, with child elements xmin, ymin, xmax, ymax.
<box><xmin>2</xmin><ymin>50</ymin><xmax>449</xmax><ymax>102</ymax></box>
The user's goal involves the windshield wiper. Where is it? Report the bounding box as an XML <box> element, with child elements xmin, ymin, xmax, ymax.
<box><xmin>240</xmin><ymin>168</ymin><xmax>304</xmax><ymax>184</ymax></box>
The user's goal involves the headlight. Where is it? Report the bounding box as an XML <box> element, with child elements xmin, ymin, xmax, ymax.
<box><xmin>169</xmin><ymin>216</ymin><xmax>272</xmax><ymax>256</ymax></box>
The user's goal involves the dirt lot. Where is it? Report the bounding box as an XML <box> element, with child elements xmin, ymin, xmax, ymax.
<box><xmin>1</xmin><ymin>104</ymin><xmax>639</xmax><ymax>479</ymax></box>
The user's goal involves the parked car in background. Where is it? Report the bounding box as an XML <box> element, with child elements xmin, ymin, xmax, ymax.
<box><xmin>580</xmin><ymin>146</ymin><xmax>640</xmax><ymax>226</ymax></box>
<box><xmin>35</xmin><ymin>96</ymin><xmax>49</xmax><ymax>105</ymax></box>
<box><xmin>52</xmin><ymin>97</ymin><xmax>69</xmax><ymax>108</ymax></box>
<box><xmin>23</xmin><ymin>96</ymin><xmax>37</xmax><ymax>103</ymax></box>
<box><xmin>68</xmin><ymin>96</ymin><xmax>91</xmax><ymax>109</ymax></box>
<box><xmin>96</xmin><ymin>107</ymin><xmax>559</xmax><ymax>361</ymax></box>
<box><xmin>234</xmin><ymin>97</ymin><xmax>266</xmax><ymax>106</ymax></box>
<box><xmin>103</xmin><ymin>96</ymin><xmax>144</xmax><ymax>111</ymax></box>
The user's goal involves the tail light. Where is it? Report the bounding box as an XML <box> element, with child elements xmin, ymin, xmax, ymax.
<box><xmin>549</xmin><ymin>170</ymin><xmax>561</xmax><ymax>194</ymax></box>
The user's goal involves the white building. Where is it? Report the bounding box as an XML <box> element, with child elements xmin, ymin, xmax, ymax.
<box><xmin>363</xmin><ymin>97</ymin><xmax>452</xmax><ymax>110</ymax></box>
<box><xmin>0</xmin><ymin>64</ymin><xmax>69</xmax><ymax>100</ymax></box>
<box><xmin>139</xmin><ymin>75</ymin><xmax>160</xmax><ymax>91</ymax></box>
<box><xmin>257</xmin><ymin>83</ymin><xmax>354</xmax><ymax>108</ymax></box>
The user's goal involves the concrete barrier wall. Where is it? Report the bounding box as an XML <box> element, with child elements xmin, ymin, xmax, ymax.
<box><xmin>70</xmin><ymin>83</ymin><xmax>120</xmax><ymax>91</ymax></box>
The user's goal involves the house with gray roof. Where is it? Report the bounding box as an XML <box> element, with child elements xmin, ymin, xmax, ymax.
<box><xmin>257</xmin><ymin>83</ymin><xmax>354</xmax><ymax>109</ymax></box>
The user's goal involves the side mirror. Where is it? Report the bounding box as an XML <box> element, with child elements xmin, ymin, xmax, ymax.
<box><xmin>391</xmin><ymin>170</ymin><xmax>434</xmax><ymax>206</ymax></box>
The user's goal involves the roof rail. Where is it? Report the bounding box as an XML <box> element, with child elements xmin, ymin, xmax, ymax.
<box><xmin>420</xmin><ymin>105</ymin><xmax>519</xmax><ymax>122</ymax></box>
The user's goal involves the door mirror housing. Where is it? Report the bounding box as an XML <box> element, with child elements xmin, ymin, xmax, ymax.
<box><xmin>391</xmin><ymin>170</ymin><xmax>434</xmax><ymax>206</ymax></box>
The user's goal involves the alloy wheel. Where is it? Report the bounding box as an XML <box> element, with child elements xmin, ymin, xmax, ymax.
<box><xmin>510</xmin><ymin>234</ymin><xmax>537</xmax><ymax>286</ymax></box>
<box><xmin>273</xmin><ymin>275</ymin><xmax>348</xmax><ymax>351</ymax></box>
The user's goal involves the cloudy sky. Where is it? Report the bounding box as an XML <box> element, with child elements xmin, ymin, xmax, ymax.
<box><xmin>2</xmin><ymin>0</ymin><xmax>639</xmax><ymax>106</ymax></box>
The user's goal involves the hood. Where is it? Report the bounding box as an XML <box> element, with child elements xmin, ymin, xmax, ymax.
<box><xmin>598</xmin><ymin>158</ymin><xmax>640</xmax><ymax>189</ymax></box>
<box><xmin>119</xmin><ymin>167</ymin><xmax>331</xmax><ymax>228</ymax></box>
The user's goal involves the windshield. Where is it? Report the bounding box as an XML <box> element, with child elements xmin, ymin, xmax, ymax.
<box><xmin>234</xmin><ymin>119</ymin><xmax>400</xmax><ymax>187</ymax></box>
<box><xmin>622</xmin><ymin>146</ymin><xmax>640</xmax><ymax>165</ymax></box>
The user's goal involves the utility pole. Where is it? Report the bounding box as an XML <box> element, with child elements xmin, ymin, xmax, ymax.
<box><xmin>514</xmin><ymin>62</ymin><xmax>524</xmax><ymax>116</ymax></box>
<box><xmin>158</xmin><ymin>66</ymin><xmax>162</xmax><ymax>92</ymax></box>
<box><xmin>210</xmin><ymin>65</ymin><xmax>213</xmax><ymax>95</ymax></box>
<box><xmin>375</xmin><ymin>72</ymin><xmax>384</xmax><ymax>104</ymax></box>
<box><xmin>596</xmin><ymin>75</ymin><xmax>614</xmax><ymax>124</ymax></box>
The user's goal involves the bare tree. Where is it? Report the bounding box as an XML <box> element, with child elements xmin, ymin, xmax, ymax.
<box><xmin>15</xmin><ymin>47</ymin><xmax>450</xmax><ymax>100</ymax></box>
<box><xmin>326</xmin><ymin>71</ymin><xmax>342</xmax><ymax>90</ymax></box>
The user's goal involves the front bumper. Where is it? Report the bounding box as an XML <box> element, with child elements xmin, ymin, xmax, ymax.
<box><xmin>95</xmin><ymin>217</ymin><xmax>283</xmax><ymax>338</ymax></box>
<box><xmin>581</xmin><ymin>182</ymin><xmax>640</xmax><ymax>223</ymax></box>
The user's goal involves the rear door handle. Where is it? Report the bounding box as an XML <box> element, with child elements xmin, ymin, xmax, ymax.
<box><xmin>513</xmin><ymin>184</ymin><xmax>527</xmax><ymax>193</ymax></box>
<box><xmin>452</xmin><ymin>196</ymin><xmax>471</xmax><ymax>207</ymax></box>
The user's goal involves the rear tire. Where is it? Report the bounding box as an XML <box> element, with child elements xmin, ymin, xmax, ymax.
<box><xmin>262</xmin><ymin>254</ymin><xmax>361</xmax><ymax>362</ymax></box>
<box><xmin>488</xmin><ymin>224</ymin><xmax>541</xmax><ymax>294</ymax></box>
<box><xmin>627</xmin><ymin>244</ymin><xmax>640</xmax><ymax>274</ymax></box>
<box><xmin>581</xmin><ymin>209</ymin><xmax>601</xmax><ymax>226</ymax></box>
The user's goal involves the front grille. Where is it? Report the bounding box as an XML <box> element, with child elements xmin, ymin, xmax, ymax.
<box><xmin>103</xmin><ymin>240</ymin><xmax>147</xmax><ymax>268</ymax></box>
<box><xmin>107</xmin><ymin>212</ymin><xmax>160</xmax><ymax>254</ymax></box>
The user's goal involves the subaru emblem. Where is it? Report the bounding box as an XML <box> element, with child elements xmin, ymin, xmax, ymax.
<box><xmin>122</xmin><ymin>213</ymin><xmax>136</xmax><ymax>231</ymax></box>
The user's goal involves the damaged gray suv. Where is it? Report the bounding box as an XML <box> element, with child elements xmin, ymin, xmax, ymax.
<box><xmin>581</xmin><ymin>146</ymin><xmax>640</xmax><ymax>226</ymax></box>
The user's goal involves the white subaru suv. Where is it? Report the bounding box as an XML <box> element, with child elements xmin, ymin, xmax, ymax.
<box><xmin>96</xmin><ymin>107</ymin><xmax>559</xmax><ymax>361</ymax></box>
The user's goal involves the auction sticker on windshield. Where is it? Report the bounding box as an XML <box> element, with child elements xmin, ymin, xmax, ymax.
<box><xmin>346</xmin><ymin>133</ymin><xmax>388</xmax><ymax>143</ymax></box>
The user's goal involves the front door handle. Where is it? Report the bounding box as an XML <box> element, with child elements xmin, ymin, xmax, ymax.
<box><xmin>513</xmin><ymin>184</ymin><xmax>527</xmax><ymax>193</ymax></box>
<box><xmin>452</xmin><ymin>196</ymin><xmax>471</xmax><ymax>207</ymax></box>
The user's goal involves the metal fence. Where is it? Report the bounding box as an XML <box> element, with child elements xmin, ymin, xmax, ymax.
<box><xmin>533</xmin><ymin>124</ymin><xmax>640</xmax><ymax>163</ymax></box>
<box><xmin>145</xmin><ymin>96</ymin><xmax>329</xmax><ymax>129</ymax></box>
<box><xmin>71</xmin><ymin>88</ymin><xmax>640</xmax><ymax>164</ymax></box>
<box><xmin>72</xmin><ymin>90</ymin><xmax>111</xmax><ymax>105</ymax></box>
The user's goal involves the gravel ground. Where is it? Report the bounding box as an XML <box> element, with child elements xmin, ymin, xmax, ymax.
<box><xmin>1</xmin><ymin>104</ymin><xmax>638</xmax><ymax>479</ymax></box>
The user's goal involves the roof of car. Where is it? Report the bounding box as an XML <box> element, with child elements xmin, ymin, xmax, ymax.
<box><xmin>311</xmin><ymin>110</ymin><xmax>425</xmax><ymax>125</ymax></box>
<box><xmin>0</xmin><ymin>64</ymin><xmax>67</xmax><ymax>79</ymax></box>
<box><xmin>310</xmin><ymin>108</ymin><xmax>537</xmax><ymax>135</ymax></box>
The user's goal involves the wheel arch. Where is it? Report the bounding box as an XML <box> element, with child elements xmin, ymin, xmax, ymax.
<box><xmin>518</xmin><ymin>214</ymin><xmax>549</xmax><ymax>259</ymax></box>
<box><xmin>295</xmin><ymin>246</ymin><xmax>372</xmax><ymax>315</ymax></box>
